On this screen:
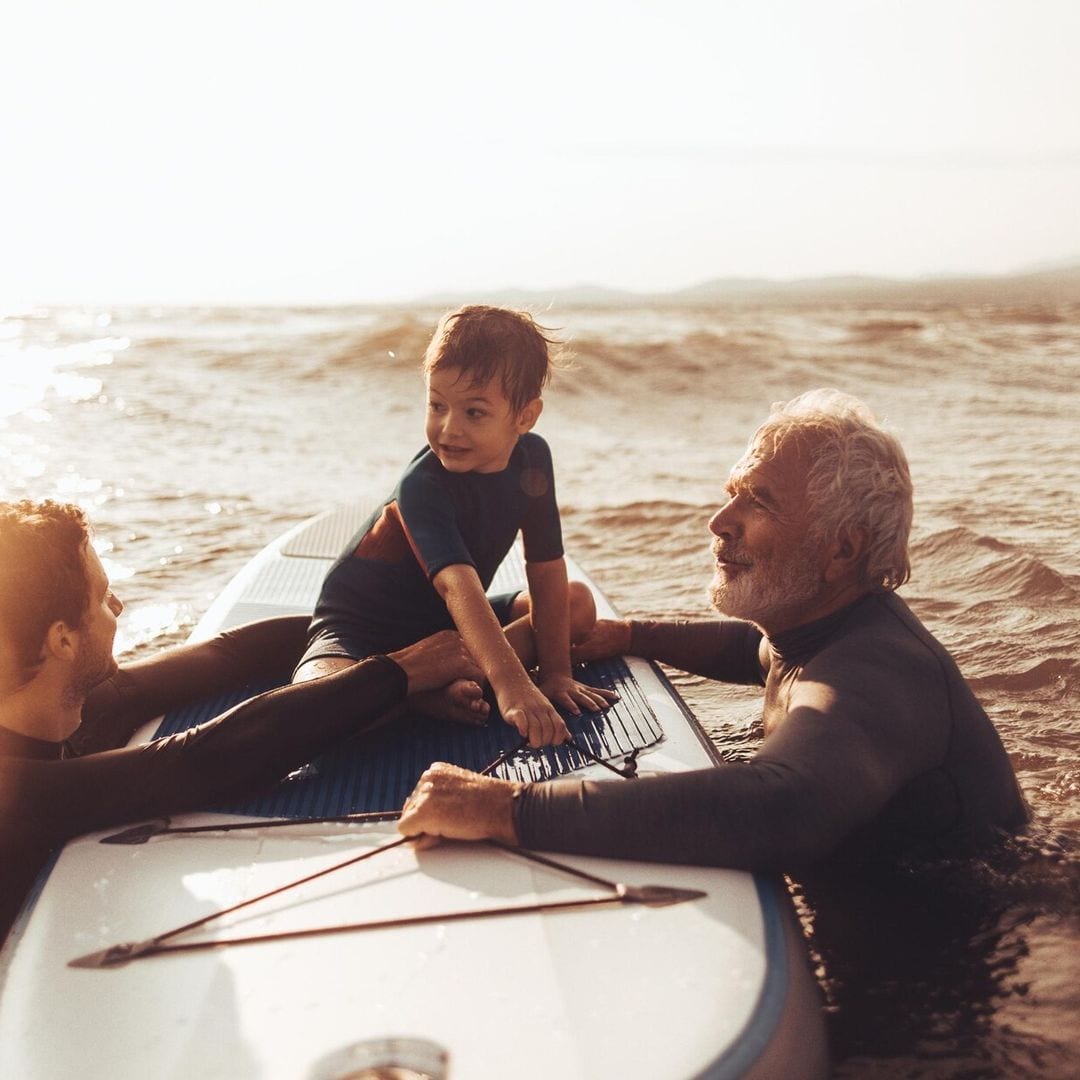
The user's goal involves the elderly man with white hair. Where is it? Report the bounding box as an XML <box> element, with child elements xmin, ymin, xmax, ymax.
<box><xmin>398</xmin><ymin>389</ymin><xmax>1029</xmax><ymax>869</ymax></box>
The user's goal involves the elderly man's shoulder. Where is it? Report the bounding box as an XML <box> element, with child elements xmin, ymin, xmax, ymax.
<box><xmin>789</xmin><ymin>592</ymin><xmax>962</xmax><ymax>747</ymax></box>
<box><xmin>810</xmin><ymin>590</ymin><xmax>958</xmax><ymax>688</ymax></box>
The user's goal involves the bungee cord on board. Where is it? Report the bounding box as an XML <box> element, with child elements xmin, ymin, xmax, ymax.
<box><xmin>74</xmin><ymin>736</ymin><xmax>684</xmax><ymax>970</ymax></box>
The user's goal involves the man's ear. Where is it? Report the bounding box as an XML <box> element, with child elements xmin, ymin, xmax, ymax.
<box><xmin>42</xmin><ymin>620</ymin><xmax>78</xmax><ymax>663</ymax></box>
<box><xmin>516</xmin><ymin>397</ymin><xmax>543</xmax><ymax>433</ymax></box>
<box><xmin>824</xmin><ymin>527</ymin><xmax>869</xmax><ymax>584</ymax></box>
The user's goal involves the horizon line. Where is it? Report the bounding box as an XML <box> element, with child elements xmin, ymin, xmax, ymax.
<box><xmin>5</xmin><ymin>260</ymin><xmax>1079</xmax><ymax>313</ymax></box>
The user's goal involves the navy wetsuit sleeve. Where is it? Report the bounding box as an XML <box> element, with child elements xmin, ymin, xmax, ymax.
<box><xmin>518</xmin><ymin>436</ymin><xmax>563</xmax><ymax>563</ymax></box>
<box><xmin>514</xmin><ymin>747</ymin><xmax>897</xmax><ymax>872</ymax></box>
<box><xmin>2</xmin><ymin>654</ymin><xmax>407</xmax><ymax>847</ymax></box>
<box><xmin>514</xmin><ymin>664</ymin><xmax>948</xmax><ymax>870</ymax></box>
<box><xmin>396</xmin><ymin>467</ymin><xmax>474</xmax><ymax>579</ymax></box>
<box><xmin>514</xmin><ymin>765</ymin><xmax>820</xmax><ymax>871</ymax></box>
<box><xmin>516</xmin><ymin>592</ymin><xmax>1029</xmax><ymax>871</ymax></box>
<box><xmin>628</xmin><ymin>619</ymin><xmax>766</xmax><ymax>685</ymax></box>
<box><xmin>73</xmin><ymin>616</ymin><xmax>311</xmax><ymax>754</ymax></box>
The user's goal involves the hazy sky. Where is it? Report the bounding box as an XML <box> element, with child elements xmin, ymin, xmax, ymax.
<box><xmin>3</xmin><ymin>0</ymin><xmax>1079</xmax><ymax>305</ymax></box>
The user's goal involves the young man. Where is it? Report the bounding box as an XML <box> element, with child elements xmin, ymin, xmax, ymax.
<box><xmin>0</xmin><ymin>499</ymin><xmax>481</xmax><ymax>942</ymax></box>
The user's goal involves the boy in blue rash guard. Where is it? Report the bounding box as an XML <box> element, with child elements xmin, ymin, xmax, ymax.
<box><xmin>294</xmin><ymin>306</ymin><xmax>616</xmax><ymax>748</ymax></box>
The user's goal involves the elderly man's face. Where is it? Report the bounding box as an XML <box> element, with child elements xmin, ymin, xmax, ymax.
<box><xmin>707</xmin><ymin>436</ymin><xmax>827</xmax><ymax>633</ymax></box>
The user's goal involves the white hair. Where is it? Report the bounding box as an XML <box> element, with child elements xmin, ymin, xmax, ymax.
<box><xmin>748</xmin><ymin>388</ymin><xmax>913</xmax><ymax>590</ymax></box>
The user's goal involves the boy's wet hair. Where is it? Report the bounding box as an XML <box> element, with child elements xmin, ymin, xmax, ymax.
<box><xmin>423</xmin><ymin>305</ymin><xmax>558</xmax><ymax>413</ymax></box>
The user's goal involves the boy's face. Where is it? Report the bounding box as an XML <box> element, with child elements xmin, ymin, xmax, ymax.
<box><xmin>426</xmin><ymin>368</ymin><xmax>541</xmax><ymax>474</ymax></box>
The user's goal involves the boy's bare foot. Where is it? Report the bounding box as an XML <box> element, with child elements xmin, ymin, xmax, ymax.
<box><xmin>409</xmin><ymin>679</ymin><xmax>490</xmax><ymax>726</ymax></box>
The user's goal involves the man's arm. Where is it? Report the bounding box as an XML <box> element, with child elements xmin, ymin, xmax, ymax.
<box><xmin>74</xmin><ymin>616</ymin><xmax>311</xmax><ymax>754</ymax></box>
<box><xmin>574</xmin><ymin>617</ymin><xmax>767</xmax><ymax>686</ymax></box>
<box><xmin>4</xmin><ymin>630</ymin><xmax>480</xmax><ymax>846</ymax></box>
<box><xmin>433</xmin><ymin>563</ymin><xmax>569</xmax><ymax>747</ymax></box>
<box><xmin>401</xmin><ymin>677</ymin><xmax>943</xmax><ymax>870</ymax></box>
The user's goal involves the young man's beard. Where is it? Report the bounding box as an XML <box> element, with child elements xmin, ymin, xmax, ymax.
<box><xmin>63</xmin><ymin>646</ymin><xmax>118</xmax><ymax>709</ymax></box>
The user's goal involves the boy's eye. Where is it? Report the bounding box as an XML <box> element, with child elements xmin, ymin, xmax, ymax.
<box><xmin>466</xmin><ymin>408</ymin><xmax>487</xmax><ymax>420</ymax></box>
<box><xmin>428</xmin><ymin>400</ymin><xmax>445</xmax><ymax>413</ymax></box>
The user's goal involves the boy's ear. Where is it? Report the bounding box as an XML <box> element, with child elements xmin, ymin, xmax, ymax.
<box><xmin>515</xmin><ymin>397</ymin><xmax>543</xmax><ymax>433</ymax></box>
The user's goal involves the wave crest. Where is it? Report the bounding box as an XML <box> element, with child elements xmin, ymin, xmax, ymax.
<box><xmin>912</xmin><ymin>526</ymin><xmax>1075</xmax><ymax>603</ymax></box>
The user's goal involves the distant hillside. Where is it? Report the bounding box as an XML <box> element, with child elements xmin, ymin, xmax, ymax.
<box><xmin>412</xmin><ymin>283</ymin><xmax>641</xmax><ymax>309</ymax></box>
<box><xmin>410</xmin><ymin>265</ymin><xmax>1080</xmax><ymax>309</ymax></box>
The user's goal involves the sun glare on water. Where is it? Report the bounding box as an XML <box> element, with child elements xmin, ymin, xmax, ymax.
<box><xmin>0</xmin><ymin>333</ymin><xmax>126</xmax><ymax>419</ymax></box>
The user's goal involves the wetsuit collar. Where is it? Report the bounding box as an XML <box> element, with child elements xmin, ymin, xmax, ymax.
<box><xmin>767</xmin><ymin>591</ymin><xmax>878</xmax><ymax>664</ymax></box>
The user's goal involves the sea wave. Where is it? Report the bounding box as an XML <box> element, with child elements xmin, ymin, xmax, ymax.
<box><xmin>970</xmin><ymin>656</ymin><xmax>1079</xmax><ymax>695</ymax></box>
<box><xmin>847</xmin><ymin>318</ymin><xmax>925</xmax><ymax>343</ymax></box>
<box><xmin>323</xmin><ymin>317</ymin><xmax>432</xmax><ymax>364</ymax></box>
<box><xmin>912</xmin><ymin>527</ymin><xmax>1075</xmax><ymax>603</ymax></box>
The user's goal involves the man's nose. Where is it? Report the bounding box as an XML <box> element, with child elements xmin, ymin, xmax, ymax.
<box><xmin>110</xmin><ymin>594</ymin><xmax>124</xmax><ymax>617</ymax></box>
<box><xmin>709</xmin><ymin>502</ymin><xmax>736</xmax><ymax>539</ymax></box>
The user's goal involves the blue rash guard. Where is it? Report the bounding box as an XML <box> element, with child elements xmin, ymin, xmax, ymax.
<box><xmin>514</xmin><ymin>591</ymin><xmax>1029</xmax><ymax>869</ymax></box>
<box><xmin>299</xmin><ymin>433</ymin><xmax>563</xmax><ymax>666</ymax></box>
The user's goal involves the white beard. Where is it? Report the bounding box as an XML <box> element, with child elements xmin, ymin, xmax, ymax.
<box><xmin>710</xmin><ymin>538</ymin><xmax>823</xmax><ymax>628</ymax></box>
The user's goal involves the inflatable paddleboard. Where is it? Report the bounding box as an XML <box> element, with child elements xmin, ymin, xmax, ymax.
<box><xmin>0</xmin><ymin>506</ymin><xmax>826</xmax><ymax>1079</ymax></box>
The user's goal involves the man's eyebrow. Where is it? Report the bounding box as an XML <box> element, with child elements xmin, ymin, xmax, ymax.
<box><xmin>728</xmin><ymin>473</ymin><xmax>780</xmax><ymax>510</ymax></box>
<box><xmin>749</xmin><ymin>482</ymin><xmax>780</xmax><ymax>509</ymax></box>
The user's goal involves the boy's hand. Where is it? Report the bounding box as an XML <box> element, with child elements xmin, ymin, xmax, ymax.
<box><xmin>535</xmin><ymin>671</ymin><xmax>618</xmax><ymax>716</ymax></box>
<box><xmin>570</xmin><ymin>618</ymin><xmax>633</xmax><ymax>663</ymax></box>
<box><xmin>499</xmin><ymin>682</ymin><xmax>572</xmax><ymax>748</ymax></box>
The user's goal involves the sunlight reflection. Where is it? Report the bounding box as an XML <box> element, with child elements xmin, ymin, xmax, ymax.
<box><xmin>0</xmin><ymin>336</ymin><xmax>128</xmax><ymax>418</ymax></box>
<box><xmin>0</xmin><ymin>436</ymin><xmax>47</xmax><ymax>480</ymax></box>
<box><xmin>113</xmin><ymin>601</ymin><xmax>186</xmax><ymax>657</ymax></box>
<box><xmin>97</xmin><ymin>551</ymin><xmax>135</xmax><ymax>581</ymax></box>
<box><xmin>54</xmin><ymin>472</ymin><xmax>103</xmax><ymax>496</ymax></box>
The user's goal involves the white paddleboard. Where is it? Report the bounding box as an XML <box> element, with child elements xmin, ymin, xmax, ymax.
<box><xmin>0</xmin><ymin>506</ymin><xmax>826</xmax><ymax>1079</ymax></box>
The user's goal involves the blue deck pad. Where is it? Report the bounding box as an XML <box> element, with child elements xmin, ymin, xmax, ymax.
<box><xmin>152</xmin><ymin>657</ymin><xmax>664</xmax><ymax>817</ymax></box>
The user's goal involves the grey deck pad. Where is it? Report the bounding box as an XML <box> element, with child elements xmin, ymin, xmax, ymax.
<box><xmin>152</xmin><ymin>657</ymin><xmax>663</xmax><ymax>817</ymax></box>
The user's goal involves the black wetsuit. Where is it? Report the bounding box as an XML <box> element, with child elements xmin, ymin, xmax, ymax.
<box><xmin>299</xmin><ymin>433</ymin><xmax>563</xmax><ymax>666</ymax></box>
<box><xmin>515</xmin><ymin>591</ymin><xmax>1029</xmax><ymax>869</ymax></box>
<box><xmin>0</xmin><ymin>617</ymin><xmax>407</xmax><ymax>943</ymax></box>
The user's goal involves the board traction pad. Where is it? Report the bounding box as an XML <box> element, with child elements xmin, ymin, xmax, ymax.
<box><xmin>153</xmin><ymin>654</ymin><xmax>661</xmax><ymax>818</ymax></box>
<box><xmin>154</xmin><ymin>505</ymin><xmax>664</xmax><ymax>817</ymax></box>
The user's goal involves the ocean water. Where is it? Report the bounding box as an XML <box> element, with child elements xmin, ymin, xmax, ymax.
<box><xmin>2</xmin><ymin>296</ymin><xmax>1078</xmax><ymax>1076</ymax></box>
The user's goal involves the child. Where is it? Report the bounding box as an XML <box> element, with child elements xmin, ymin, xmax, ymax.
<box><xmin>293</xmin><ymin>306</ymin><xmax>616</xmax><ymax>748</ymax></box>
